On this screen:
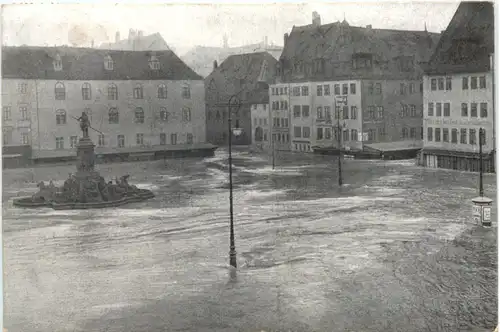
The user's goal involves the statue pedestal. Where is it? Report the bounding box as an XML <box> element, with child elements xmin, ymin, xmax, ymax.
<box><xmin>76</xmin><ymin>137</ymin><xmax>96</xmax><ymax>176</ymax></box>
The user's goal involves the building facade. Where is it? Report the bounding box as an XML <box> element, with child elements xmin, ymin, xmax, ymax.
<box><xmin>2</xmin><ymin>46</ymin><xmax>205</xmax><ymax>158</ymax></box>
<box><xmin>205</xmin><ymin>52</ymin><xmax>277</xmax><ymax>146</ymax></box>
<box><xmin>250</xmin><ymin>103</ymin><xmax>271</xmax><ymax>150</ymax></box>
<box><xmin>421</xmin><ymin>1</ymin><xmax>495</xmax><ymax>172</ymax></box>
<box><xmin>270</xmin><ymin>12</ymin><xmax>440</xmax><ymax>154</ymax></box>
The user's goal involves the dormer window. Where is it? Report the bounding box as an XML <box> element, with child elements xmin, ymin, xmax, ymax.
<box><xmin>104</xmin><ymin>55</ymin><xmax>114</xmax><ymax>71</ymax></box>
<box><xmin>396</xmin><ymin>56</ymin><xmax>414</xmax><ymax>72</ymax></box>
<box><xmin>149</xmin><ymin>55</ymin><xmax>160</xmax><ymax>70</ymax></box>
<box><xmin>313</xmin><ymin>59</ymin><xmax>325</xmax><ymax>74</ymax></box>
<box><xmin>53</xmin><ymin>54</ymin><xmax>63</xmax><ymax>71</ymax></box>
<box><xmin>352</xmin><ymin>53</ymin><xmax>373</xmax><ymax>69</ymax></box>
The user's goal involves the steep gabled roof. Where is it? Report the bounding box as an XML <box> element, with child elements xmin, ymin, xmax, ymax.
<box><xmin>2</xmin><ymin>46</ymin><xmax>202</xmax><ymax>81</ymax></box>
<box><xmin>279</xmin><ymin>20</ymin><xmax>440</xmax><ymax>81</ymax></box>
<box><xmin>424</xmin><ymin>1</ymin><xmax>494</xmax><ymax>75</ymax></box>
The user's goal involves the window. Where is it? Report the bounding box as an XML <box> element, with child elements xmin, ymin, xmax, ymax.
<box><xmin>420</xmin><ymin>127</ymin><xmax>423</xmax><ymax>139</ymax></box>
<box><xmin>427</xmin><ymin>127</ymin><xmax>433</xmax><ymax>141</ymax></box>
<box><xmin>82</xmin><ymin>83</ymin><xmax>91</xmax><ymax>100</ymax></box>
<box><xmin>367</xmin><ymin>106</ymin><xmax>375</xmax><ymax>119</ymax></box>
<box><xmin>379</xmin><ymin>127</ymin><xmax>386</xmax><ymax>139</ymax></box>
<box><xmin>56</xmin><ymin>109</ymin><xmax>67</xmax><ymax>125</ymax></box>
<box><xmin>98</xmin><ymin>134</ymin><xmax>105</xmax><ymax>146</ymax></box>
<box><xmin>438</xmin><ymin>78</ymin><xmax>444</xmax><ymax>90</ymax></box>
<box><xmin>351</xmin><ymin>129</ymin><xmax>358</xmax><ymax>141</ymax></box>
<box><xmin>445</xmin><ymin>77</ymin><xmax>452</xmax><ymax>90</ymax></box>
<box><xmin>410</xmin><ymin>105</ymin><xmax>416</xmax><ymax>117</ymax></box>
<box><xmin>342</xmin><ymin>84</ymin><xmax>348</xmax><ymax>95</ymax></box>
<box><xmin>55</xmin><ymin>82</ymin><xmax>66</xmax><ymax>100</ymax></box>
<box><xmin>368</xmin><ymin>129</ymin><xmax>376</xmax><ymax>141</ymax></box>
<box><xmin>334</xmin><ymin>84</ymin><xmax>340</xmax><ymax>95</ymax></box>
<box><xmin>374</xmin><ymin>83</ymin><xmax>382</xmax><ymax>95</ymax></box>
<box><xmin>340</xmin><ymin>129</ymin><xmax>348</xmax><ymax>142</ymax></box>
<box><xmin>18</xmin><ymin>83</ymin><xmax>28</xmax><ymax>94</ymax></box>
<box><xmin>183</xmin><ymin>107</ymin><xmax>192</xmax><ymax>122</ymax></box>
<box><xmin>109</xmin><ymin>107</ymin><xmax>119</xmax><ymax>124</ymax></box>
<box><xmin>53</xmin><ymin>54</ymin><xmax>62</xmax><ymax>71</ymax></box>
<box><xmin>431</xmin><ymin>79</ymin><xmax>437</xmax><ymax>91</ymax></box>
<box><xmin>401</xmin><ymin>104</ymin><xmax>408</xmax><ymax>117</ymax></box>
<box><xmin>471</xmin><ymin>76</ymin><xmax>478</xmax><ymax>89</ymax></box>
<box><xmin>479</xmin><ymin>76</ymin><xmax>486</xmax><ymax>89</ymax></box>
<box><xmin>117</xmin><ymin>135</ymin><xmax>125</xmax><ymax>147</ymax></box>
<box><xmin>136</xmin><ymin>133</ymin><xmax>144</xmax><ymax>145</ymax></box>
<box><xmin>400</xmin><ymin>83</ymin><xmax>406</xmax><ymax>95</ymax></box>
<box><xmin>70</xmin><ymin>136</ymin><xmax>78</xmax><ymax>148</ymax></box>
<box><xmin>462</xmin><ymin>77</ymin><xmax>469</xmax><ymax>90</ymax></box>
<box><xmin>2</xmin><ymin>106</ymin><xmax>11</xmax><ymax>121</ymax></box>
<box><xmin>325</xmin><ymin>128</ymin><xmax>331</xmax><ymax>139</ymax></box>
<box><xmin>108</xmin><ymin>83</ymin><xmax>118</xmax><ymax>100</ymax></box>
<box><xmin>471</xmin><ymin>103</ymin><xmax>478</xmax><ymax>117</ymax></box>
<box><xmin>317</xmin><ymin>106</ymin><xmax>323</xmax><ymax>119</ymax></box>
<box><xmin>293</xmin><ymin>106</ymin><xmax>301</xmax><ymax>118</ymax></box>
<box><xmin>451</xmin><ymin>129</ymin><xmax>458</xmax><ymax>143</ymax></box>
<box><xmin>324</xmin><ymin>106</ymin><xmax>331</xmax><ymax>121</ymax></box>
<box><xmin>302</xmin><ymin>105</ymin><xmax>310</xmax><ymax>117</ymax></box>
<box><xmin>55</xmin><ymin>137</ymin><xmax>64</xmax><ymax>149</ymax></box>
<box><xmin>317</xmin><ymin>85</ymin><xmax>323</xmax><ymax>96</ymax></box>
<box><xmin>350</xmin><ymin>83</ymin><xmax>356</xmax><ymax>94</ymax></box>
<box><xmin>158</xmin><ymin>84</ymin><xmax>168</xmax><ymax>99</ymax></box>
<box><xmin>317</xmin><ymin>127</ymin><xmax>323</xmax><ymax>140</ymax></box>
<box><xmin>402</xmin><ymin>127</ymin><xmax>409</xmax><ymax>139</ymax></box>
<box><xmin>301</xmin><ymin>86</ymin><xmax>309</xmax><ymax>96</ymax></box>
<box><xmin>324</xmin><ymin>85</ymin><xmax>330</xmax><ymax>95</ymax></box>
<box><xmin>133</xmin><ymin>84</ymin><xmax>144</xmax><ymax>99</ymax></box>
<box><xmin>469</xmin><ymin>129</ymin><xmax>476</xmax><ymax>145</ymax></box>
<box><xmin>461</xmin><ymin>103</ymin><xmax>468</xmax><ymax>117</ymax></box>
<box><xmin>443</xmin><ymin>128</ymin><xmax>449</xmax><ymax>142</ymax></box>
<box><xmin>419</xmin><ymin>82</ymin><xmax>423</xmax><ymax>93</ymax></box>
<box><xmin>294</xmin><ymin>126</ymin><xmax>302</xmax><ymax>138</ymax></box>
<box><xmin>339</xmin><ymin>106</ymin><xmax>347</xmax><ymax>119</ymax></box>
<box><xmin>21</xmin><ymin>132</ymin><xmax>29</xmax><ymax>145</ymax></box>
<box><xmin>283</xmin><ymin>101</ymin><xmax>288</xmax><ymax>110</ymax></box>
<box><xmin>377</xmin><ymin>106</ymin><xmax>384</xmax><ymax>119</ymax></box>
<box><xmin>293</xmin><ymin>87</ymin><xmax>300</xmax><ymax>96</ymax></box>
<box><xmin>160</xmin><ymin>133</ymin><xmax>166</xmax><ymax>145</ymax></box>
<box><xmin>303</xmin><ymin>126</ymin><xmax>310</xmax><ymax>138</ymax></box>
<box><xmin>104</xmin><ymin>55</ymin><xmax>114</xmax><ymax>70</ymax></box>
<box><xmin>409</xmin><ymin>83</ymin><xmax>415</xmax><ymax>94</ymax></box>
<box><xmin>410</xmin><ymin>127</ymin><xmax>416</xmax><ymax>139</ymax></box>
<box><xmin>182</xmin><ymin>84</ymin><xmax>191</xmax><ymax>99</ymax></box>
<box><xmin>460</xmin><ymin>129</ymin><xmax>467</xmax><ymax>144</ymax></box>
<box><xmin>159</xmin><ymin>107</ymin><xmax>168</xmax><ymax>121</ymax></box>
<box><xmin>135</xmin><ymin>107</ymin><xmax>145</xmax><ymax>123</ymax></box>
<box><xmin>435</xmin><ymin>103</ymin><xmax>442</xmax><ymax>117</ymax></box>
<box><xmin>443</xmin><ymin>103</ymin><xmax>450</xmax><ymax>117</ymax></box>
<box><xmin>435</xmin><ymin>128</ymin><xmax>441</xmax><ymax>142</ymax></box>
<box><xmin>480</xmin><ymin>102</ymin><xmax>488</xmax><ymax>118</ymax></box>
<box><xmin>351</xmin><ymin>106</ymin><xmax>358</xmax><ymax>119</ymax></box>
<box><xmin>149</xmin><ymin>56</ymin><xmax>160</xmax><ymax>70</ymax></box>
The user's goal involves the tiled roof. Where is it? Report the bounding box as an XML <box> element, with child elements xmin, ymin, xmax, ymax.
<box><xmin>205</xmin><ymin>52</ymin><xmax>277</xmax><ymax>104</ymax></box>
<box><xmin>279</xmin><ymin>20</ymin><xmax>440</xmax><ymax>82</ymax></box>
<box><xmin>424</xmin><ymin>1</ymin><xmax>494</xmax><ymax>75</ymax></box>
<box><xmin>2</xmin><ymin>46</ymin><xmax>202</xmax><ymax>81</ymax></box>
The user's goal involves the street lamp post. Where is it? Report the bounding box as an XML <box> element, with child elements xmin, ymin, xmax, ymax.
<box><xmin>272</xmin><ymin>131</ymin><xmax>275</xmax><ymax>169</ymax></box>
<box><xmin>479</xmin><ymin>127</ymin><xmax>484</xmax><ymax>197</ymax></box>
<box><xmin>227</xmin><ymin>95</ymin><xmax>242</xmax><ymax>268</ymax></box>
<box><xmin>334</xmin><ymin>96</ymin><xmax>348</xmax><ymax>187</ymax></box>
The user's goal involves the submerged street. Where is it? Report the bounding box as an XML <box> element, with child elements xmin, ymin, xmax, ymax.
<box><xmin>2</xmin><ymin>149</ymin><xmax>497</xmax><ymax>332</ymax></box>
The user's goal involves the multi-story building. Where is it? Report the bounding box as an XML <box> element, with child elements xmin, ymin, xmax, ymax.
<box><xmin>421</xmin><ymin>1</ymin><xmax>495</xmax><ymax>172</ymax></box>
<box><xmin>269</xmin><ymin>84</ymin><xmax>291</xmax><ymax>151</ymax></box>
<box><xmin>205</xmin><ymin>52</ymin><xmax>277</xmax><ymax>146</ymax></box>
<box><xmin>2</xmin><ymin>46</ymin><xmax>206</xmax><ymax>159</ymax></box>
<box><xmin>250</xmin><ymin>103</ymin><xmax>271</xmax><ymax>150</ymax></box>
<box><xmin>271</xmin><ymin>12</ymin><xmax>440</xmax><ymax>155</ymax></box>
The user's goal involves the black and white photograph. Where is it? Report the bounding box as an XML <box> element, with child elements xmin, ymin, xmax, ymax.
<box><xmin>1</xmin><ymin>2</ymin><xmax>497</xmax><ymax>331</ymax></box>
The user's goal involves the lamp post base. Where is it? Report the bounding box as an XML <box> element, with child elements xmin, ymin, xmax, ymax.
<box><xmin>229</xmin><ymin>250</ymin><xmax>237</xmax><ymax>268</ymax></box>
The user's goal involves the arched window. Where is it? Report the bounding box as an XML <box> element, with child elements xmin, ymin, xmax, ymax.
<box><xmin>158</xmin><ymin>84</ymin><xmax>167</xmax><ymax>99</ymax></box>
<box><xmin>55</xmin><ymin>82</ymin><xmax>66</xmax><ymax>100</ymax></box>
<box><xmin>135</xmin><ymin>107</ymin><xmax>145</xmax><ymax>123</ymax></box>
<box><xmin>182</xmin><ymin>83</ymin><xmax>191</xmax><ymax>99</ymax></box>
<box><xmin>55</xmin><ymin>109</ymin><xmax>67</xmax><ymax>125</ymax></box>
<box><xmin>182</xmin><ymin>107</ymin><xmax>191</xmax><ymax>122</ymax></box>
<box><xmin>109</xmin><ymin>107</ymin><xmax>119</xmax><ymax>124</ymax></box>
<box><xmin>159</xmin><ymin>107</ymin><xmax>168</xmax><ymax>121</ymax></box>
<box><xmin>104</xmin><ymin>55</ymin><xmax>114</xmax><ymax>71</ymax></box>
<box><xmin>82</xmin><ymin>83</ymin><xmax>91</xmax><ymax>100</ymax></box>
<box><xmin>108</xmin><ymin>83</ymin><xmax>118</xmax><ymax>100</ymax></box>
<box><xmin>133</xmin><ymin>83</ymin><xmax>144</xmax><ymax>99</ymax></box>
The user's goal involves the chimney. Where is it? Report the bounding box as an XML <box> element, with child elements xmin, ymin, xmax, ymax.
<box><xmin>366</xmin><ymin>25</ymin><xmax>372</xmax><ymax>29</ymax></box>
<box><xmin>115</xmin><ymin>31</ymin><xmax>120</xmax><ymax>43</ymax></box>
<box><xmin>213</xmin><ymin>60</ymin><xmax>218</xmax><ymax>70</ymax></box>
<box><xmin>284</xmin><ymin>33</ymin><xmax>289</xmax><ymax>46</ymax></box>
<box><xmin>312</xmin><ymin>11</ymin><xmax>321</xmax><ymax>27</ymax></box>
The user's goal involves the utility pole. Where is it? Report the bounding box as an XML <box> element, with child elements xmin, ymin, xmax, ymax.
<box><xmin>479</xmin><ymin>127</ymin><xmax>484</xmax><ymax>197</ymax></box>
<box><xmin>272</xmin><ymin>131</ymin><xmax>275</xmax><ymax>169</ymax></box>
<box><xmin>337</xmin><ymin>105</ymin><xmax>342</xmax><ymax>187</ymax></box>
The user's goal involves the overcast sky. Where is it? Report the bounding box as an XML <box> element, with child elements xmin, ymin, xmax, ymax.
<box><xmin>2</xmin><ymin>2</ymin><xmax>460</xmax><ymax>55</ymax></box>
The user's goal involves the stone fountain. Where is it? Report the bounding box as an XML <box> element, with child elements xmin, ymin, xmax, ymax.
<box><xmin>13</xmin><ymin>114</ymin><xmax>154</xmax><ymax>210</ymax></box>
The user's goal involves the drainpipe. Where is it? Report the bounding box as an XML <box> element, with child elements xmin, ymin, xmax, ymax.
<box><xmin>35</xmin><ymin>79</ymin><xmax>41</xmax><ymax>151</ymax></box>
<box><xmin>490</xmin><ymin>53</ymin><xmax>495</xmax><ymax>171</ymax></box>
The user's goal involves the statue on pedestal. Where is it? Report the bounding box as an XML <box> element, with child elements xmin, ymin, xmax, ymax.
<box><xmin>77</xmin><ymin>111</ymin><xmax>90</xmax><ymax>138</ymax></box>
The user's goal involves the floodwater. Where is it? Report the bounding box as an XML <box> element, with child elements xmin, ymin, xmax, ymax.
<box><xmin>2</xmin><ymin>149</ymin><xmax>497</xmax><ymax>332</ymax></box>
